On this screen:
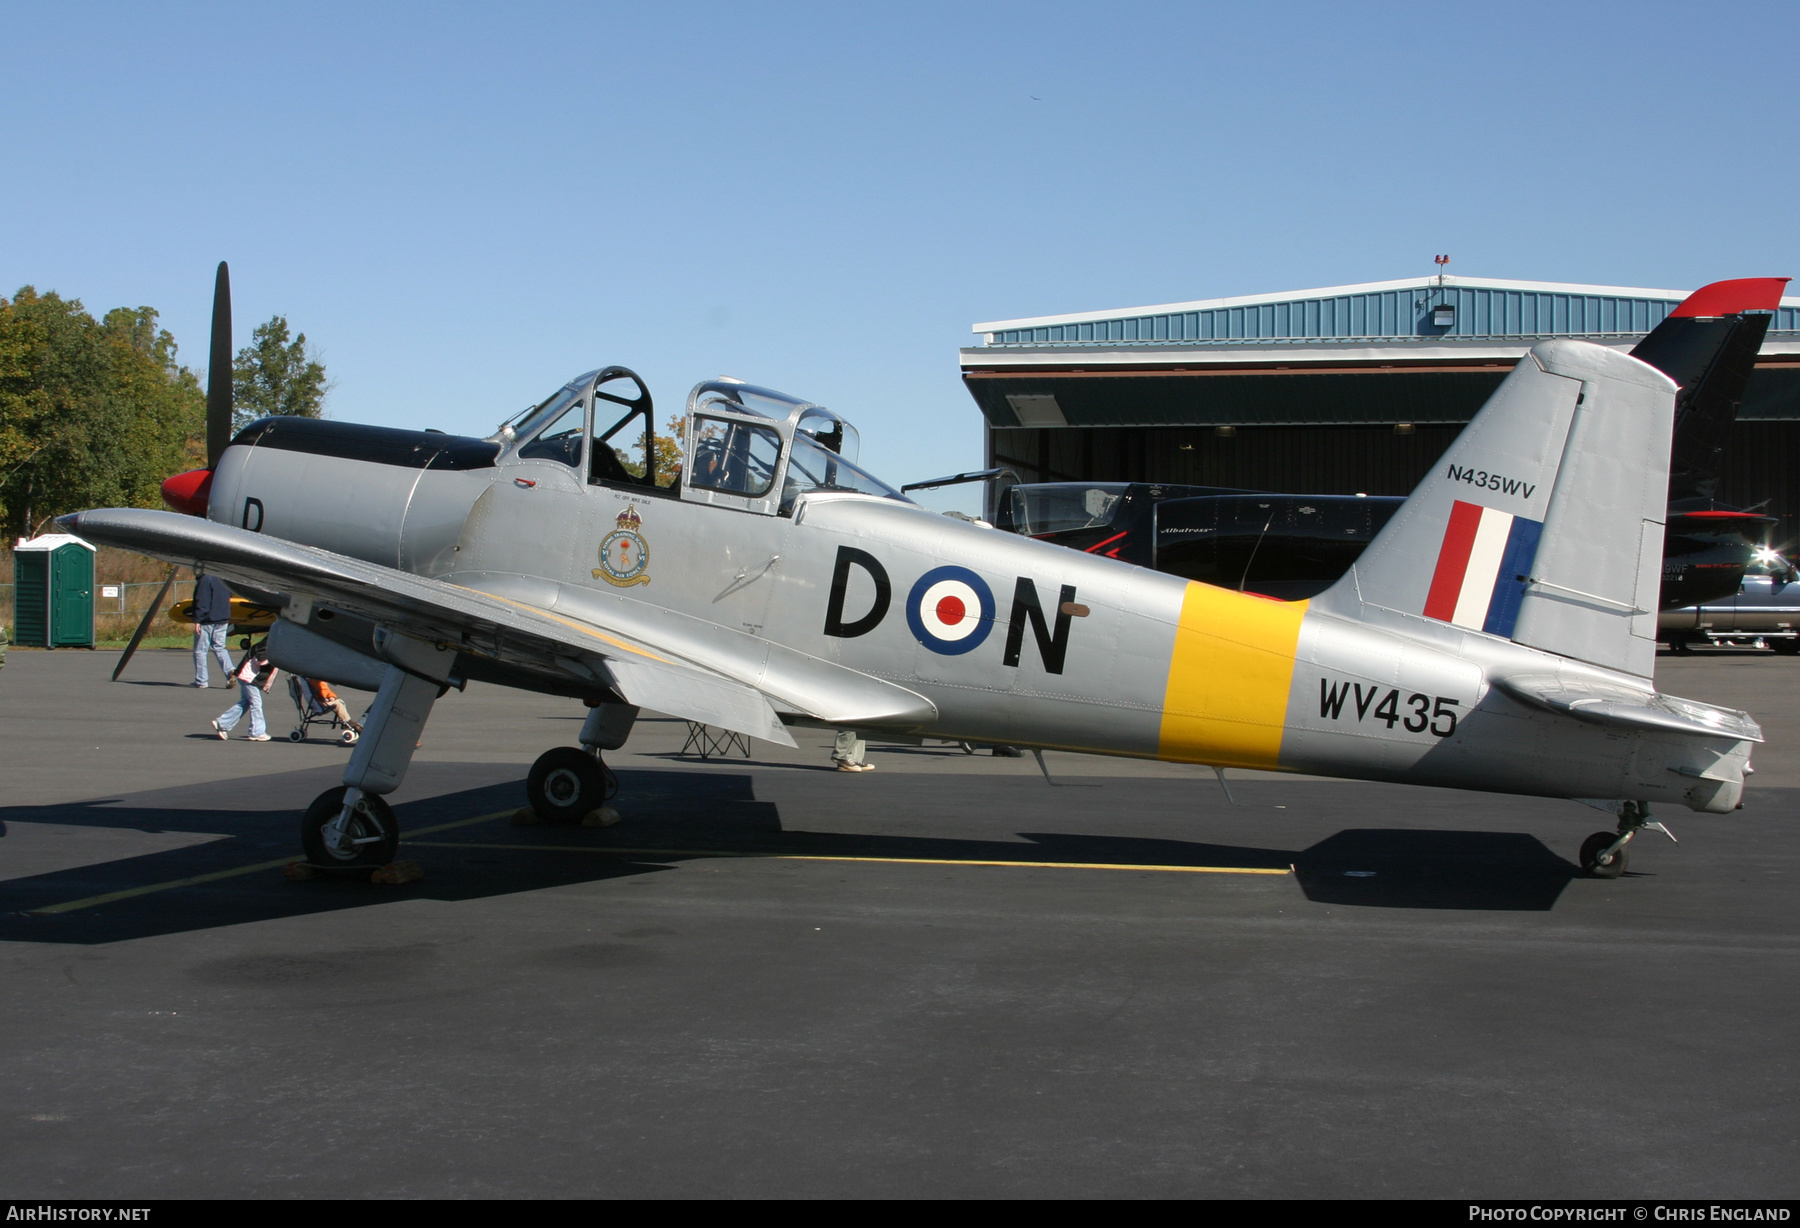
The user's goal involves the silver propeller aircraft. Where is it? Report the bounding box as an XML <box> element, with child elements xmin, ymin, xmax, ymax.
<box><xmin>66</xmin><ymin>267</ymin><xmax>1761</xmax><ymax>880</ymax></box>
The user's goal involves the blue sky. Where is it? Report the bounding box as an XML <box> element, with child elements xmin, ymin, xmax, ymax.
<box><xmin>5</xmin><ymin>1</ymin><xmax>1796</xmax><ymax>487</ymax></box>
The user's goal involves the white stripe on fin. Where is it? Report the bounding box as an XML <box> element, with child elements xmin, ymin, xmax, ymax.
<box><xmin>1452</xmin><ymin>508</ymin><xmax>1513</xmax><ymax>629</ymax></box>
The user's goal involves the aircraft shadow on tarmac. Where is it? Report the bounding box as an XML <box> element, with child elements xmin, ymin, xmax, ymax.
<box><xmin>0</xmin><ymin>770</ymin><xmax>1584</xmax><ymax>944</ymax></box>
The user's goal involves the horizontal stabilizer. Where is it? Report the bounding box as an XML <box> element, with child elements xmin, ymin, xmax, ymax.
<box><xmin>1495</xmin><ymin>674</ymin><xmax>1761</xmax><ymax>742</ymax></box>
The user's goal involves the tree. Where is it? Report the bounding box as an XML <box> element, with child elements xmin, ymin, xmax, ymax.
<box><xmin>611</xmin><ymin>414</ymin><xmax>686</xmax><ymax>486</ymax></box>
<box><xmin>232</xmin><ymin>315</ymin><xmax>328</xmax><ymax>432</ymax></box>
<box><xmin>0</xmin><ymin>287</ymin><xmax>203</xmax><ymax>537</ymax></box>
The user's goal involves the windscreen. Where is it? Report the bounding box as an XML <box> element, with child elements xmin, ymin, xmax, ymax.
<box><xmin>1747</xmin><ymin>548</ymin><xmax>1795</xmax><ymax>578</ymax></box>
<box><xmin>507</xmin><ymin>377</ymin><xmax>592</xmax><ymax>444</ymax></box>
<box><xmin>784</xmin><ymin>433</ymin><xmax>905</xmax><ymax>504</ymax></box>
<box><xmin>1006</xmin><ymin>483</ymin><xmax>1130</xmax><ymax>535</ymax></box>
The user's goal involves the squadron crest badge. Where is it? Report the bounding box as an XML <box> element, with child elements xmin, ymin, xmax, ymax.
<box><xmin>594</xmin><ymin>507</ymin><xmax>652</xmax><ymax>587</ymax></box>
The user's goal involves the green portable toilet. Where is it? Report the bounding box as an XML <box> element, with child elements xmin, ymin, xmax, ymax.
<box><xmin>13</xmin><ymin>534</ymin><xmax>96</xmax><ymax>648</ymax></box>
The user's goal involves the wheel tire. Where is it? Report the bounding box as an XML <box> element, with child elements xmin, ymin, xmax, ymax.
<box><xmin>527</xmin><ymin>747</ymin><xmax>605</xmax><ymax>823</ymax></box>
<box><xmin>300</xmin><ymin>786</ymin><xmax>399</xmax><ymax>867</ymax></box>
<box><xmin>1772</xmin><ymin>638</ymin><xmax>1800</xmax><ymax>656</ymax></box>
<box><xmin>1579</xmin><ymin>831</ymin><xmax>1628</xmax><ymax>879</ymax></box>
<box><xmin>340</xmin><ymin>729</ymin><xmax>359</xmax><ymax>745</ymax></box>
<box><xmin>289</xmin><ymin>730</ymin><xmax>303</xmax><ymax>742</ymax></box>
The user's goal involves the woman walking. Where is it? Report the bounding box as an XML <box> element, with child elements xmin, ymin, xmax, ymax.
<box><xmin>212</xmin><ymin>638</ymin><xmax>277</xmax><ymax>742</ymax></box>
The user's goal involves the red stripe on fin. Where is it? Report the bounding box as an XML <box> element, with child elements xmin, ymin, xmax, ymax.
<box><xmin>1423</xmin><ymin>501</ymin><xmax>1483</xmax><ymax>621</ymax></box>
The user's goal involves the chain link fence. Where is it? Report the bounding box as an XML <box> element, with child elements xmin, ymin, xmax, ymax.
<box><xmin>0</xmin><ymin>576</ymin><xmax>199</xmax><ymax>645</ymax></box>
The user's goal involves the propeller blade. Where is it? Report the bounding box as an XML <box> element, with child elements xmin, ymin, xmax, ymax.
<box><xmin>112</xmin><ymin>567</ymin><xmax>180</xmax><ymax>682</ymax></box>
<box><xmin>206</xmin><ymin>261</ymin><xmax>232</xmax><ymax>468</ymax></box>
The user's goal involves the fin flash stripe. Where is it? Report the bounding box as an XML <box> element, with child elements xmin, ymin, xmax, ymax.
<box><xmin>1423</xmin><ymin>500</ymin><xmax>1542</xmax><ymax>638</ymax></box>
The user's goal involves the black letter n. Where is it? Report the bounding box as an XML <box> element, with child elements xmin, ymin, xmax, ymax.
<box><xmin>824</xmin><ymin>546</ymin><xmax>891</xmax><ymax>638</ymax></box>
<box><xmin>1003</xmin><ymin>578</ymin><xmax>1077</xmax><ymax>674</ymax></box>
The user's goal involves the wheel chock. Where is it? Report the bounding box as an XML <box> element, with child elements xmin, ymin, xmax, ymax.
<box><xmin>370</xmin><ymin>860</ymin><xmax>424</xmax><ymax>885</ymax></box>
<box><xmin>581</xmin><ymin>806</ymin><xmax>622</xmax><ymax>828</ymax></box>
<box><xmin>510</xmin><ymin>806</ymin><xmax>546</xmax><ymax>826</ymax></box>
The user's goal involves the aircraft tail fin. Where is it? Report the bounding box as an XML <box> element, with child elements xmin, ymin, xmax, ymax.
<box><xmin>1320</xmin><ymin>339</ymin><xmax>1676</xmax><ymax>679</ymax></box>
<box><xmin>1630</xmin><ymin>277</ymin><xmax>1788</xmax><ymax>502</ymax></box>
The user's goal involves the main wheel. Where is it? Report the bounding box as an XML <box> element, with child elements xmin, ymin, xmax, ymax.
<box><xmin>527</xmin><ymin>747</ymin><xmax>605</xmax><ymax>823</ymax></box>
<box><xmin>300</xmin><ymin>786</ymin><xmax>399</xmax><ymax>867</ymax></box>
<box><xmin>288</xmin><ymin>729</ymin><xmax>303</xmax><ymax>742</ymax></box>
<box><xmin>1579</xmin><ymin>831</ymin><xmax>1628</xmax><ymax>879</ymax></box>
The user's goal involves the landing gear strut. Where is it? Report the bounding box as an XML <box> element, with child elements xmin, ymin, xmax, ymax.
<box><xmin>1579</xmin><ymin>801</ymin><xmax>1677</xmax><ymax>879</ymax></box>
<box><xmin>296</xmin><ymin>634</ymin><xmax>454</xmax><ymax>867</ymax></box>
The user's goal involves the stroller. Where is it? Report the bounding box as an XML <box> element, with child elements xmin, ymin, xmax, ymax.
<box><xmin>285</xmin><ymin>675</ymin><xmax>361</xmax><ymax>745</ymax></box>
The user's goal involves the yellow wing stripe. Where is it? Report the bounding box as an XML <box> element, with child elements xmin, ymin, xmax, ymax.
<box><xmin>460</xmin><ymin>587</ymin><xmax>675</xmax><ymax>664</ymax></box>
<box><xmin>1158</xmin><ymin>583</ymin><xmax>1307</xmax><ymax>770</ymax></box>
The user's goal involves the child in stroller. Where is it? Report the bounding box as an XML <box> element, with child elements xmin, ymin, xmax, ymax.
<box><xmin>285</xmin><ymin>675</ymin><xmax>363</xmax><ymax>744</ymax></box>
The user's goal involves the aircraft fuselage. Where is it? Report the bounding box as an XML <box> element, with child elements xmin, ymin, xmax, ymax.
<box><xmin>208</xmin><ymin>421</ymin><xmax>1750</xmax><ymax>815</ymax></box>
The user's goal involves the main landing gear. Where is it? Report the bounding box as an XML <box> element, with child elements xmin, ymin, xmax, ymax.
<box><xmin>522</xmin><ymin>702</ymin><xmax>637</xmax><ymax>825</ymax></box>
<box><xmin>527</xmin><ymin>746</ymin><xmax>618</xmax><ymax>823</ymax></box>
<box><xmin>302</xmin><ymin>786</ymin><xmax>399</xmax><ymax>867</ymax></box>
<box><xmin>1578</xmin><ymin>800</ymin><xmax>1677</xmax><ymax>879</ymax></box>
<box><xmin>298</xmin><ymin>634</ymin><xmax>455</xmax><ymax>869</ymax></box>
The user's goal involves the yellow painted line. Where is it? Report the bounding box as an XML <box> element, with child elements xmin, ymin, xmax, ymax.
<box><xmin>468</xmin><ymin>588</ymin><xmax>674</xmax><ymax>664</ymax></box>
<box><xmin>26</xmin><ymin>808</ymin><xmax>516</xmax><ymax>916</ymax></box>
<box><xmin>405</xmin><ymin>841</ymin><xmax>1291</xmax><ymax>875</ymax></box>
<box><xmin>27</xmin><ymin>855</ymin><xmax>305</xmax><ymax>915</ymax></box>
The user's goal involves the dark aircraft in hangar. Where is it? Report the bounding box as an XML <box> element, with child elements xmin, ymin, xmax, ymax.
<box><xmin>991</xmin><ymin>279</ymin><xmax>1787</xmax><ymax>612</ymax></box>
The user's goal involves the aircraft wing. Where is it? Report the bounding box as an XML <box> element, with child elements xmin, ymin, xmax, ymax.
<box><xmin>60</xmin><ymin>508</ymin><xmax>938</xmax><ymax>745</ymax></box>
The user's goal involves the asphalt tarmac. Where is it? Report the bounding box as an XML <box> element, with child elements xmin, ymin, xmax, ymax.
<box><xmin>2</xmin><ymin>645</ymin><xmax>1797</xmax><ymax>1199</ymax></box>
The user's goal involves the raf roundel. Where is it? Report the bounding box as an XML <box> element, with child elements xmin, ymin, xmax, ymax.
<box><xmin>905</xmin><ymin>565</ymin><xmax>995</xmax><ymax>655</ymax></box>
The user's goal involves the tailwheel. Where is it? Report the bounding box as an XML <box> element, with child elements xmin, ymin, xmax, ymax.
<box><xmin>527</xmin><ymin>746</ymin><xmax>608</xmax><ymax>823</ymax></box>
<box><xmin>1579</xmin><ymin>831</ymin><xmax>1628</xmax><ymax>879</ymax></box>
<box><xmin>301</xmin><ymin>786</ymin><xmax>399</xmax><ymax>867</ymax></box>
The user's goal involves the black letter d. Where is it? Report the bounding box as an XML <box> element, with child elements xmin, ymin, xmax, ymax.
<box><xmin>824</xmin><ymin>546</ymin><xmax>891</xmax><ymax>638</ymax></box>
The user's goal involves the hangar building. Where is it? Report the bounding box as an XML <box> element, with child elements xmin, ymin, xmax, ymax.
<box><xmin>961</xmin><ymin>275</ymin><xmax>1800</xmax><ymax>540</ymax></box>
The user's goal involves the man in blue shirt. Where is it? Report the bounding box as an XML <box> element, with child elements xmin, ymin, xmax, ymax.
<box><xmin>191</xmin><ymin>573</ymin><xmax>234</xmax><ymax>688</ymax></box>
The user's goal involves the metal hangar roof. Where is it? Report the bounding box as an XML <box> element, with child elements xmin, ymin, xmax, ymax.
<box><xmin>962</xmin><ymin>275</ymin><xmax>1800</xmax><ymax>429</ymax></box>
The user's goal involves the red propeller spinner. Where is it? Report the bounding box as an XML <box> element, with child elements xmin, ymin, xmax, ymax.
<box><xmin>161</xmin><ymin>467</ymin><xmax>214</xmax><ymax>517</ymax></box>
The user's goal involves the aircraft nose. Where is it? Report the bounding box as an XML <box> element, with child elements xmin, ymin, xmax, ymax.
<box><xmin>161</xmin><ymin>468</ymin><xmax>213</xmax><ymax>516</ymax></box>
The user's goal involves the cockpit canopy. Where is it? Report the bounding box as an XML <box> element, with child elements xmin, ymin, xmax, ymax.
<box><xmin>682</xmin><ymin>379</ymin><xmax>906</xmax><ymax>514</ymax></box>
<box><xmin>496</xmin><ymin>370</ymin><xmax>907</xmax><ymax>516</ymax></box>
